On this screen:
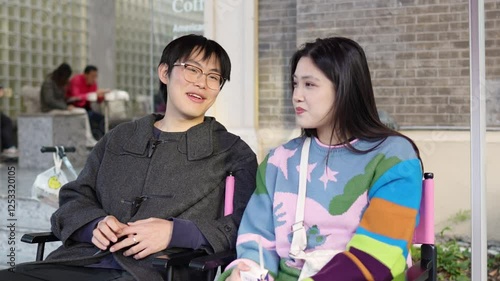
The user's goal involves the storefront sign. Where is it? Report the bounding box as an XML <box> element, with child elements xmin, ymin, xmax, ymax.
<box><xmin>172</xmin><ymin>0</ymin><xmax>204</xmax><ymax>13</ymax></box>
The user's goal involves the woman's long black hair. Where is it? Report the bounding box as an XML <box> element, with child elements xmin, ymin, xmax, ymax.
<box><xmin>50</xmin><ymin>63</ymin><xmax>72</xmax><ymax>88</ymax></box>
<box><xmin>290</xmin><ymin>37</ymin><xmax>421</xmax><ymax>163</ymax></box>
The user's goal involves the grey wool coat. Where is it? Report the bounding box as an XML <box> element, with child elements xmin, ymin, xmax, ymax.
<box><xmin>44</xmin><ymin>114</ymin><xmax>258</xmax><ymax>280</ymax></box>
<box><xmin>40</xmin><ymin>78</ymin><xmax>68</xmax><ymax>112</ymax></box>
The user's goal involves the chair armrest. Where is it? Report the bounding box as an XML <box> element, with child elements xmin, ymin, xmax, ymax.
<box><xmin>406</xmin><ymin>261</ymin><xmax>430</xmax><ymax>281</ymax></box>
<box><xmin>21</xmin><ymin>232</ymin><xmax>60</xmax><ymax>261</ymax></box>
<box><xmin>407</xmin><ymin>244</ymin><xmax>437</xmax><ymax>281</ymax></box>
<box><xmin>152</xmin><ymin>248</ymin><xmax>208</xmax><ymax>270</ymax></box>
<box><xmin>189</xmin><ymin>250</ymin><xmax>236</xmax><ymax>271</ymax></box>
<box><xmin>21</xmin><ymin>232</ymin><xmax>60</xmax><ymax>244</ymax></box>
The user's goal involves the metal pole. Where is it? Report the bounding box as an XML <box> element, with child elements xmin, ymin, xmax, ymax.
<box><xmin>150</xmin><ymin>0</ymin><xmax>155</xmax><ymax>113</ymax></box>
<box><xmin>469</xmin><ymin>0</ymin><xmax>487</xmax><ymax>280</ymax></box>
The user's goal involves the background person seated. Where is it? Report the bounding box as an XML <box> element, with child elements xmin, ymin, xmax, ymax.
<box><xmin>40</xmin><ymin>63</ymin><xmax>97</xmax><ymax>147</ymax></box>
<box><xmin>0</xmin><ymin>85</ymin><xmax>18</xmax><ymax>160</ymax></box>
<box><xmin>40</xmin><ymin>63</ymin><xmax>74</xmax><ymax>112</ymax></box>
<box><xmin>66</xmin><ymin>65</ymin><xmax>109</xmax><ymax>140</ymax></box>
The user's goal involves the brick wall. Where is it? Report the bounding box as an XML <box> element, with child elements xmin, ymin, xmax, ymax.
<box><xmin>258</xmin><ymin>0</ymin><xmax>500</xmax><ymax>128</ymax></box>
<box><xmin>258</xmin><ymin>0</ymin><xmax>297</xmax><ymax>128</ymax></box>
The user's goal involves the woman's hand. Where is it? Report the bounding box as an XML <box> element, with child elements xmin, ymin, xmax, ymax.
<box><xmin>91</xmin><ymin>215</ymin><xmax>127</xmax><ymax>251</ymax></box>
<box><xmin>227</xmin><ymin>262</ymin><xmax>252</xmax><ymax>281</ymax></box>
<box><xmin>111</xmin><ymin>218</ymin><xmax>173</xmax><ymax>259</ymax></box>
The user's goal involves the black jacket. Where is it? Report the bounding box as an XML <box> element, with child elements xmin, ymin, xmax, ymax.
<box><xmin>45</xmin><ymin>114</ymin><xmax>258</xmax><ymax>280</ymax></box>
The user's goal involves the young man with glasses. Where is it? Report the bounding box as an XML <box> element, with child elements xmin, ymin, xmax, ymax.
<box><xmin>2</xmin><ymin>34</ymin><xmax>258</xmax><ymax>281</ymax></box>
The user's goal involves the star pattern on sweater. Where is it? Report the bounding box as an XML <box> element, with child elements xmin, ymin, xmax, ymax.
<box><xmin>296</xmin><ymin>162</ymin><xmax>317</xmax><ymax>182</ymax></box>
<box><xmin>319</xmin><ymin>167</ymin><xmax>339</xmax><ymax>190</ymax></box>
<box><xmin>268</xmin><ymin>146</ymin><xmax>297</xmax><ymax>179</ymax></box>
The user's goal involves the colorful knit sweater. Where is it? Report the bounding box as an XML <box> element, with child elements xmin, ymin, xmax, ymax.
<box><xmin>219</xmin><ymin>136</ymin><xmax>422</xmax><ymax>281</ymax></box>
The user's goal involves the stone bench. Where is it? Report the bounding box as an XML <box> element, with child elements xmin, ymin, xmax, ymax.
<box><xmin>17</xmin><ymin>112</ymin><xmax>90</xmax><ymax>169</ymax></box>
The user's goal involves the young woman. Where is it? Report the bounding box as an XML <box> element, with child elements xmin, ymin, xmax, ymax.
<box><xmin>40</xmin><ymin>62</ymin><xmax>74</xmax><ymax>112</ymax></box>
<box><xmin>2</xmin><ymin>34</ymin><xmax>257</xmax><ymax>281</ymax></box>
<box><xmin>221</xmin><ymin>37</ymin><xmax>423</xmax><ymax>281</ymax></box>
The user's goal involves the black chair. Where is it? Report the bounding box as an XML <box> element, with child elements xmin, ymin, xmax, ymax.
<box><xmin>21</xmin><ymin>232</ymin><xmax>225</xmax><ymax>281</ymax></box>
<box><xmin>152</xmin><ymin>249</ymin><xmax>235</xmax><ymax>281</ymax></box>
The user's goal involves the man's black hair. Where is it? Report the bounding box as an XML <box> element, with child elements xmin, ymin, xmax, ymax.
<box><xmin>84</xmin><ymin>65</ymin><xmax>98</xmax><ymax>74</ymax></box>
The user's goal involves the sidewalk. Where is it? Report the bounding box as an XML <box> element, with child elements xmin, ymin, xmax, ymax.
<box><xmin>0</xmin><ymin>162</ymin><xmax>81</xmax><ymax>269</ymax></box>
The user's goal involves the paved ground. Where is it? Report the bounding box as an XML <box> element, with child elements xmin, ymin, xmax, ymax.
<box><xmin>0</xmin><ymin>161</ymin><xmax>79</xmax><ymax>270</ymax></box>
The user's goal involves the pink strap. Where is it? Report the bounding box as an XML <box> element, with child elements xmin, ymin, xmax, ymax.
<box><xmin>224</xmin><ymin>173</ymin><xmax>235</xmax><ymax>216</ymax></box>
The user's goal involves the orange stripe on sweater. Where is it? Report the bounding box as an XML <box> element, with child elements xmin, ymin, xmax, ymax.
<box><xmin>344</xmin><ymin>252</ymin><xmax>375</xmax><ymax>281</ymax></box>
<box><xmin>359</xmin><ymin>198</ymin><xmax>417</xmax><ymax>242</ymax></box>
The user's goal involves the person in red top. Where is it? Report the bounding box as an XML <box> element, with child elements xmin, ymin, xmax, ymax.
<box><xmin>67</xmin><ymin>65</ymin><xmax>109</xmax><ymax>140</ymax></box>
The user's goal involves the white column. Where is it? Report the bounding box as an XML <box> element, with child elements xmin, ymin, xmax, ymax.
<box><xmin>204</xmin><ymin>0</ymin><xmax>258</xmax><ymax>153</ymax></box>
<box><xmin>88</xmin><ymin>0</ymin><xmax>116</xmax><ymax>89</ymax></box>
<box><xmin>469</xmin><ymin>0</ymin><xmax>487</xmax><ymax>280</ymax></box>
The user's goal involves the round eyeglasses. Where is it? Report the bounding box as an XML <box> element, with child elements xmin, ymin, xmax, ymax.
<box><xmin>173</xmin><ymin>62</ymin><xmax>226</xmax><ymax>90</ymax></box>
